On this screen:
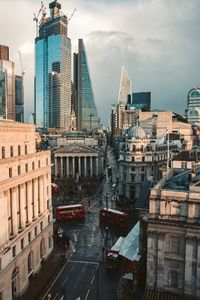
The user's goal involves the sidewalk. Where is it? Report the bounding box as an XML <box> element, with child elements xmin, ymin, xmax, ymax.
<box><xmin>19</xmin><ymin>243</ymin><xmax>69</xmax><ymax>300</ymax></box>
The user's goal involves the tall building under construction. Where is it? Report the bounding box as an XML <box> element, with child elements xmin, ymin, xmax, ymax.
<box><xmin>34</xmin><ymin>0</ymin><xmax>71</xmax><ymax>130</ymax></box>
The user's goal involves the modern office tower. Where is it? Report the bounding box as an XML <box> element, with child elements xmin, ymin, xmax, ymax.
<box><xmin>35</xmin><ymin>0</ymin><xmax>71</xmax><ymax>130</ymax></box>
<box><xmin>186</xmin><ymin>87</ymin><xmax>200</xmax><ymax>125</ymax></box>
<box><xmin>0</xmin><ymin>120</ymin><xmax>53</xmax><ymax>299</ymax></box>
<box><xmin>0</xmin><ymin>44</ymin><xmax>15</xmax><ymax>120</ymax></box>
<box><xmin>15</xmin><ymin>75</ymin><xmax>24</xmax><ymax>122</ymax></box>
<box><xmin>132</xmin><ymin>92</ymin><xmax>151</xmax><ymax>111</ymax></box>
<box><xmin>73</xmin><ymin>39</ymin><xmax>99</xmax><ymax>131</ymax></box>
<box><xmin>118</xmin><ymin>65</ymin><xmax>132</xmax><ymax>105</ymax></box>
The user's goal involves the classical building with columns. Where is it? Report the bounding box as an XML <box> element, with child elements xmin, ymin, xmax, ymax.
<box><xmin>118</xmin><ymin>125</ymin><xmax>178</xmax><ymax>205</ymax></box>
<box><xmin>54</xmin><ymin>143</ymin><xmax>104</xmax><ymax>178</ymax></box>
<box><xmin>145</xmin><ymin>166</ymin><xmax>200</xmax><ymax>299</ymax></box>
<box><xmin>0</xmin><ymin>119</ymin><xmax>53</xmax><ymax>299</ymax></box>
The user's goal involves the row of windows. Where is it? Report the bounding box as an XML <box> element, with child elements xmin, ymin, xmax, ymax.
<box><xmin>1</xmin><ymin>145</ymin><xmax>28</xmax><ymax>159</ymax></box>
<box><xmin>9</xmin><ymin>159</ymin><xmax>49</xmax><ymax>178</ymax></box>
<box><xmin>11</xmin><ymin>220</ymin><xmax>50</xmax><ymax>259</ymax></box>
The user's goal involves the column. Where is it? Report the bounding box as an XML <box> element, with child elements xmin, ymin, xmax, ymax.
<box><xmin>84</xmin><ymin>157</ymin><xmax>87</xmax><ymax>177</ymax></box>
<box><xmin>20</xmin><ymin>183</ymin><xmax>26</xmax><ymax>229</ymax></box>
<box><xmin>54</xmin><ymin>157</ymin><xmax>57</xmax><ymax>177</ymax></box>
<box><xmin>34</xmin><ymin>178</ymin><xmax>38</xmax><ymax>219</ymax></box>
<box><xmin>184</xmin><ymin>238</ymin><xmax>193</xmax><ymax>295</ymax></box>
<box><xmin>60</xmin><ymin>157</ymin><xmax>63</xmax><ymax>178</ymax></box>
<box><xmin>96</xmin><ymin>157</ymin><xmax>98</xmax><ymax>177</ymax></box>
<box><xmin>11</xmin><ymin>187</ymin><xmax>18</xmax><ymax>236</ymax></box>
<box><xmin>78</xmin><ymin>157</ymin><xmax>81</xmax><ymax>176</ymax></box>
<box><xmin>39</xmin><ymin>176</ymin><xmax>44</xmax><ymax>215</ymax></box>
<box><xmin>72</xmin><ymin>157</ymin><xmax>75</xmax><ymax>177</ymax></box>
<box><xmin>27</xmin><ymin>181</ymin><xmax>32</xmax><ymax>224</ymax></box>
<box><xmin>66</xmin><ymin>157</ymin><xmax>69</xmax><ymax>177</ymax></box>
<box><xmin>90</xmin><ymin>157</ymin><xmax>93</xmax><ymax>176</ymax></box>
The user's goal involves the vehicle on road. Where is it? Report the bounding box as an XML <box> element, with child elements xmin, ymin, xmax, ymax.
<box><xmin>99</xmin><ymin>208</ymin><xmax>129</xmax><ymax>228</ymax></box>
<box><xmin>56</xmin><ymin>204</ymin><xmax>85</xmax><ymax>221</ymax></box>
<box><xmin>107</xmin><ymin>236</ymin><xmax>124</xmax><ymax>269</ymax></box>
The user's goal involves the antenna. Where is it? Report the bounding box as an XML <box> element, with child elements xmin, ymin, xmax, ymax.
<box><xmin>19</xmin><ymin>51</ymin><xmax>25</xmax><ymax>77</ymax></box>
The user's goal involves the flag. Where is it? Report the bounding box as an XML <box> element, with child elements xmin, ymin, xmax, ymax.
<box><xmin>51</xmin><ymin>183</ymin><xmax>59</xmax><ymax>190</ymax></box>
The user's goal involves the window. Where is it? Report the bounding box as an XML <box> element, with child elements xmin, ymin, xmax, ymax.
<box><xmin>18</xmin><ymin>145</ymin><xmax>21</xmax><ymax>156</ymax></box>
<box><xmin>170</xmin><ymin>236</ymin><xmax>180</xmax><ymax>254</ymax></box>
<box><xmin>32</xmin><ymin>162</ymin><xmax>35</xmax><ymax>170</ymax></box>
<box><xmin>12</xmin><ymin>246</ymin><xmax>16</xmax><ymax>258</ymax></box>
<box><xmin>141</xmin><ymin>174</ymin><xmax>144</xmax><ymax>182</ymax></box>
<box><xmin>25</xmin><ymin>145</ymin><xmax>27</xmax><ymax>155</ymax></box>
<box><xmin>169</xmin><ymin>270</ymin><xmax>178</xmax><ymax>288</ymax></box>
<box><xmin>2</xmin><ymin>147</ymin><xmax>5</xmax><ymax>158</ymax></box>
<box><xmin>49</xmin><ymin>235</ymin><xmax>52</xmax><ymax>249</ymax></box>
<box><xmin>38</xmin><ymin>160</ymin><xmax>41</xmax><ymax>168</ymax></box>
<box><xmin>28</xmin><ymin>232</ymin><xmax>31</xmax><ymax>243</ymax></box>
<box><xmin>9</xmin><ymin>168</ymin><xmax>12</xmax><ymax>178</ymax></box>
<box><xmin>142</xmin><ymin>157</ymin><xmax>145</xmax><ymax>162</ymax></box>
<box><xmin>21</xmin><ymin>239</ymin><xmax>24</xmax><ymax>250</ymax></box>
<box><xmin>35</xmin><ymin>226</ymin><xmax>37</xmax><ymax>236</ymax></box>
<box><xmin>10</xmin><ymin>146</ymin><xmax>13</xmax><ymax>157</ymax></box>
<box><xmin>25</xmin><ymin>163</ymin><xmax>28</xmax><ymax>172</ymax></box>
<box><xmin>132</xmin><ymin>157</ymin><xmax>135</xmax><ymax>162</ymax></box>
<box><xmin>46</xmin><ymin>158</ymin><xmax>48</xmax><ymax>165</ymax></box>
<box><xmin>47</xmin><ymin>199</ymin><xmax>49</xmax><ymax>210</ymax></box>
<box><xmin>40</xmin><ymin>221</ymin><xmax>43</xmax><ymax>231</ymax></box>
<box><xmin>47</xmin><ymin>186</ymin><xmax>49</xmax><ymax>196</ymax></box>
<box><xmin>18</xmin><ymin>166</ymin><xmax>21</xmax><ymax>175</ymax></box>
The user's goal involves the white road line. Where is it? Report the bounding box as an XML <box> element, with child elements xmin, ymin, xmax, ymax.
<box><xmin>85</xmin><ymin>289</ymin><xmax>90</xmax><ymax>300</ymax></box>
<box><xmin>61</xmin><ymin>275</ymin><xmax>69</xmax><ymax>287</ymax></box>
<box><xmin>52</xmin><ymin>292</ymin><xmax>59</xmax><ymax>300</ymax></box>
<box><xmin>69</xmin><ymin>260</ymin><xmax>99</xmax><ymax>266</ymax></box>
<box><xmin>91</xmin><ymin>275</ymin><xmax>95</xmax><ymax>285</ymax></box>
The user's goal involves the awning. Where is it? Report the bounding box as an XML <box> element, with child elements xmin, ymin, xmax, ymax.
<box><xmin>119</xmin><ymin>221</ymin><xmax>141</xmax><ymax>262</ymax></box>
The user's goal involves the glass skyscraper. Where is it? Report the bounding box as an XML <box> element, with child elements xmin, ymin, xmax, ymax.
<box><xmin>132</xmin><ymin>92</ymin><xmax>151</xmax><ymax>111</ymax></box>
<box><xmin>73</xmin><ymin>39</ymin><xmax>98</xmax><ymax>131</ymax></box>
<box><xmin>118</xmin><ymin>65</ymin><xmax>132</xmax><ymax>105</ymax></box>
<box><xmin>35</xmin><ymin>0</ymin><xmax>71</xmax><ymax>130</ymax></box>
<box><xmin>15</xmin><ymin>75</ymin><xmax>24</xmax><ymax>122</ymax></box>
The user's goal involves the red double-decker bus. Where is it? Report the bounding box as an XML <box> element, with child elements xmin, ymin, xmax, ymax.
<box><xmin>99</xmin><ymin>208</ymin><xmax>129</xmax><ymax>228</ymax></box>
<box><xmin>56</xmin><ymin>204</ymin><xmax>85</xmax><ymax>221</ymax></box>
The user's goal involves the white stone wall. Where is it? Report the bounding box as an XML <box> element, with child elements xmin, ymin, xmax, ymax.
<box><xmin>0</xmin><ymin>121</ymin><xmax>53</xmax><ymax>299</ymax></box>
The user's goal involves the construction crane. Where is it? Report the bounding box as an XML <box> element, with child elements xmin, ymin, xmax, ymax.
<box><xmin>19</xmin><ymin>51</ymin><xmax>25</xmax><ymax>77</ymax></box>
<box><xmin>33</xmin><ymin>3</ymin><xmax>42</xmax><ymax>38</ymax></box>
<box><xmin>68</xmin><ymin>8</ymin><xmax>76</xmax><ymax>23</ymax></box>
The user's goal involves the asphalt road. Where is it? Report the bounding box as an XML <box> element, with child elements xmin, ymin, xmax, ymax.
<box><xmin>47</xmin><ymin>148</ymin><xmax>129</xmax><ymax>300</ymax></box>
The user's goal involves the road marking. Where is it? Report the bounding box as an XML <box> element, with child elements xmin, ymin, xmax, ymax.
<box><xmin>69</xmin><ymin>260</ymin><xmax>99</xmax><ymax>266</ymax></box>
<box><xmin>61</xmin><ymin>275</ymin><xmax>69</xmax><ymax>287</ymax></box>
<box><xmin>85</xmin><ymin>289</ymin><xmax>90</xmax><ymax>300</ymax></box>
<box><xmin>52</xmin><ymin>292</ymin><xmax>59</xmax><ymax>300</ymax></box>
<box><xmin>91</xmin><ymin>275</ymin><xmax>95</xmax><ymax>285</ymax></box>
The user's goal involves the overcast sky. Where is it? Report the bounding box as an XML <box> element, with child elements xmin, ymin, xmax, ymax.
<box><xmin>0</xmin><ymin>0</ymin><xmax>199</xmax><ymax>126</ymax></box>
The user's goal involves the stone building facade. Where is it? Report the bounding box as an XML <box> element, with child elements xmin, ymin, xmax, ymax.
<box><xmin>0</xmin><ymin>120</ymin><xmax>53</xmax><ymax>299</ymax></box>
<box><xmin>54</xmin><ymin>143</ymin><xmax>104</xmax><ymax>178</ymax></box>
<box><xmin>146</xmin><ymin>167</ymin><xmax>200</xmax><ymax>298</ymax></box>
<box><xmin>118</xmin><ymin>125</ymin><xmax>178</xmax><ymax>204</ymax></box>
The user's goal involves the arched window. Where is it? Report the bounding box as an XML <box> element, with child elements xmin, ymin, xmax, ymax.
<box><xmin>28</xmin><ymin>251</ymin><xmax>34</xmax><ymax>274</ymax></box>
<box><xmin>40</xmin><ymin>239</ymin><xmax>45</xmax><ymax>259</ymax></box>
<box><xmin>12</xmin><ymin>267</ymin><xmax>19</xmax><ymax>297</ymax></box>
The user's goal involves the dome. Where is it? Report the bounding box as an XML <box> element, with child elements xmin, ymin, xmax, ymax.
<box><xmin>128</xmin><ymin>125</ymin><xmax>146</xmax><ymax>140</ymax></box>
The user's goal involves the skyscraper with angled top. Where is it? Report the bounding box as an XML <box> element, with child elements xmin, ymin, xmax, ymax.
<box><xmin>118</xmin><ymin>65</ymin><xmax>132</xmax><ymax>105</ymax></box>
<box><xmin>73</xmin><ymin>39</ymin><xmax>99</xmax><ymax>131</ymax></box>
<box><xmin>34</xmin><ymin>0</ymin><xmax>71</xmax><ymax>130</ymax></box>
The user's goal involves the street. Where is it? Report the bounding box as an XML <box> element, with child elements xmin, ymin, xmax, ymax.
<box><xmin>46</xmin><ymin>148</ymin><xmax>126</xmax><ymax>300</ymax></box>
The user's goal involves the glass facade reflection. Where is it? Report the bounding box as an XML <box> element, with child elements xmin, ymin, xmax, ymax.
<box><xmin>15</xmin><ymin>75</ymin><xmax>24</xmax><ymax>122</ymax></box>
<box><xmin>34</xmin><ymin>1</ymin><xmax>71</xmax><ymax>129</ymax></box>
<box><xmin>73</xmin><ymin>39</ymin><xmax>98</xmax><ymax>131</ymax></box>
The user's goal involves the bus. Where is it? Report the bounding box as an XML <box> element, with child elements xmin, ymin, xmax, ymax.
<box><xmin>56</xmin><ymin>204</ymin><xmax>85</xmax><ymax>221</ymax></box>
<box><xmin>107</xmin><ymin>236</ymin><xmax>124</xmax><ymax>269</ymax></box>
<box><xmin>99</xmin><ymin>208</ymin><xmax>129</xmax><ymax>228</ymax></box>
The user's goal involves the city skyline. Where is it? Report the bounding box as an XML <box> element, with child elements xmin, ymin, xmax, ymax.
<box><xmin>0</xmin><ymin>0</ymin><xmax>199</xmax><ymax>126</ymax></box>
